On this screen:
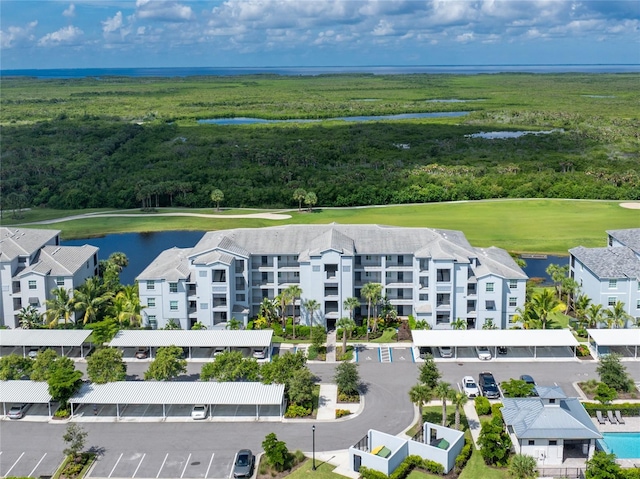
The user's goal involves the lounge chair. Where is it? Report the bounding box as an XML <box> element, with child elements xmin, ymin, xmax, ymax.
<box><xmin>607</xmin><ymin>410</ymin><xmax>618</xmax><ymax>424</ymax></box>
<box><xmin>615</xmin><ymin>410</ymin><xmax>626</xmax><ymax>424</ymax></box>
<box><xmin>596</xmin><ymin>410</ymin><xmax>606</xmax><ymax>424</ymax></box>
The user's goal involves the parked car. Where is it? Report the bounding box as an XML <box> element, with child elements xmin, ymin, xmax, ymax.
<box><xmin>213</xmin><ymin>348</ymin><xmax>225</xmax><ymax>358</ymax></box>
<box><xmin>478</xmin><ymin>372</ymin><xmax>500</xmax><ymax>399</ymax></box>
<box><xmin>476</xmin><ymin>346</ymin><xmax>492</xmax><ymax>360</ymax></box>
<box><xmin>418</xmin><ymin>347</ymin><xmax>433</xmax><ymax>359</ymax></box>
<box><xmin>191</xmin><ymin>404</ymin><xmax>208</xmax><ymax>420</ymax></box>
<box><xmin>8</xmin><ymin>403</ymin><xmax>31</xmax><ymax>419</ymax></box>
<box><xmin>438</xmin><ymin>346</ymin><xmax>453</xmax><ymax>358</ymax></box>
<box><xmin>233</xmin><ymin>449</ymin><xmax>255</xmax><ymax>478</ymax></box>
<box><xmin>135</xmin><ymin>347</ymin><xmax>149</xmax><ymax>359</ymax></box>
<box><xmin>252</xmin><ymin>348</ymin><xmax>266</xmax><ymax>359</ymax></box>
<box><xmin>497</xmin><ymin>346</ymin><xmax>508</xmax><ymax>355</ymax></box>
<box><xmin>462</xmin><ymin>376</ymin><xmax>480</xmax><ymax>398</ymax></box>
<box><xmin>519</xmin><ymin>374</ymin><xmax>536</xmax><ymax>386</ymax></box>
<box><xmin>27</xmin><ymin>348</ymin><xmax>40</xmax><ymax>359</ymax></box>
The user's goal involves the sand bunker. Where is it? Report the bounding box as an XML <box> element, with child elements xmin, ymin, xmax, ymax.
<box><xmin>619</xmin><ymin>202</ymin><xmax>640</xmax><ymax>210</ymax></box>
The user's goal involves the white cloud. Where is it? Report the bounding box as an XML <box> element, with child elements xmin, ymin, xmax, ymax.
<box><xmin>0</xmin><ymin>21</ymin><xmax>37</xmax><ymax>49</ymax></box>
<box><xmin>102</xmin><ymin>11</ymin><xmax>124</xmax><ymax>34</ymax></box>
<box><xmin>136</xmin><ymin>0</ymin><xmax>194</xmax><ymax>22</ymax></box>
<box><xmin>373</xmin><ymin>19</ymin><xmax>395</xmax><ymax>36</ymax></box>
<box><xmin>63</xmin><ymin>4</ymin><xmax>76</xmax><ymax>18</ymax></box>
<box><xmin>37</xmin><ymin>25</ymin><xmax>83</xmax><ymax>46</ymax></box>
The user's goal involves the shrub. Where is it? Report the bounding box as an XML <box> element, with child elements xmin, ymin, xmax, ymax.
<box><xmin>583</xmin><ymin>402</ymin><xmax>640</xmax><ymax>416</ymax></box>
<box><xmin>576</xmin><ymin>344</ymin><xmax>591</xmax><ymax>357</ymax></box>
<box><xmin>338</xmin><ymin>391</ymin><xmax>360</xmax><ymax>402</ymax></box>
<box><xmin>307</xmin><ymin>346</ymin><xmax>318</xmax><ymax>360</ymax></box>
<box><xmin>422</xmin><ymin>459</ymin><xmax>445</xmax><ymax>475</ymax></box>
<box><xmin>454</xmin><ymin>439</ymin><xmax>473</xmax><ymax>473</ymax></box>
<box><xmin>359</xmin><ymin>466</ymin><xmax>388</xmax><ymax>479</ymax></box>
<box><xmin>390</xmin><ymin>455</ymin><xmax>423</xmax><ymax>479</ymax></box>
<box><xmin>335</xmin><ymin>409</ymin><xmax>351</xmax><ymax>419</ymax></box>
<box><xmin>284</xmin><ymin>404</ymin><xmax>311</xmax><ymax>418</ymax></box>
<box><xmin>475</xmin><ymin>396</ymin><xmax>491</xmax><ymax>415</ymax></box>
<box><xmin>597</xmin><ymin>354</ymin><xmax>634</xmax><ymax>393</ymax></box>
<box><xmin>491</xmin><ymin>403</ymin><xmax>503</xmax><ymax>420</ymax></box>
<box><xmin>54</xmin><ymin>408</ymin><xmax>71</xmax><ymax>418</ymax></box>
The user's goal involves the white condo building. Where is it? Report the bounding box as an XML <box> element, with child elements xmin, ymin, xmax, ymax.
<box><xmin>569</xmin><ymin>228</ymin><xmax>640</xmax><ymax>325</ymax></box>
<box><xmin>0</xmin><ymin>227</ymin><xmax>99</xmax><ymax>327</ymax></box>
<box><xmin>137</xmin><ymin>224</ymin><xmax>527</xmax><ymax>330</ymax></box>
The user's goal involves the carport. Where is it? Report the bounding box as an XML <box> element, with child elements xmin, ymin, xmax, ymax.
<box><xmin>108</xmin><ymin>329</ymin><xmax>273</xmax><ymax>360</ymax></box>
<box><xmin>586</xmin><ymin>329</ymin><xmax>640</xmax><ymax>358</ymax></box>
<box><xmin>411</xmin><ymin>329</ymin><xmax>579</xmax><ymax>359</ymax></box>
<box><xmin>0</xmin><ymin>329</ymin><xmax>92</xmax><ymax>358</ymax></box>
<box><xmin>69</xmin><ymin>381</ymin><xmax>285</xmax><ymax>420</ymax></box>
<box><xmin>0</xmin><ymin>380</ymin><xmax>53</xmax><ymax>417</ymax></box>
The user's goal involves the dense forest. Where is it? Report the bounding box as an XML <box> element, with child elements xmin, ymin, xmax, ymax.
<box><xmin>1</xmin><ymin>73</ymin><xmax>638</xmax><ymax>210</ymax></box>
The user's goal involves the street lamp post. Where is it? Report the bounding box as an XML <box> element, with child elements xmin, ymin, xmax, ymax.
<box><xmin>312</xmin><ymin>425</ymin><xmax>316</xmax><ymax>470</ymax></box>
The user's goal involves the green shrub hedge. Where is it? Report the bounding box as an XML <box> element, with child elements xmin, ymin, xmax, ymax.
<box><xmin>474</xmin><ymin>396</ymin><xmax>491</xmax><ymax>416</ymax></box>
<box><xmin>583</xmin><ymin>402</ymin><xmax>640</xmax><ymax>417</ymax></box>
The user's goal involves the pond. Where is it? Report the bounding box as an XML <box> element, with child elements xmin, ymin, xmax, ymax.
<box><xmin>64</xmin><ymin>231</ymin><xmax>566</xmax><ymax>287</ymax></box>
<box><xmin>197</xmin><ymin>111</ymin><xmax>469</xmax><ymax>125</ymax></box>
<box><xmin>465</xmin><ymin>129</ymin><xmax>563</xmax><ymax>139</ymax></box>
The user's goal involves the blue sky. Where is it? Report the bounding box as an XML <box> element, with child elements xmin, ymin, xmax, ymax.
<box><xmin>1</xmin><ymin>0</ymin><xmax>639</xmax><ymax>70</ymax></box>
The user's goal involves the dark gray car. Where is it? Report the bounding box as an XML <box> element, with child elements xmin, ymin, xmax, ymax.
<box><xmin>233</xmin><ymin>449</ymin><xmax>254</xmax><ymax>478</ymax></box>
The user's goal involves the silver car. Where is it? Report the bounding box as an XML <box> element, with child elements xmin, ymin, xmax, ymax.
<box><xmin>8</xmin><ymin>403</ymin><xmax>30</xmax><ymax>419</ymax></box>
<box><xmin>233</xmin><ymin>449</ymin><xmax>255</xmax><ymax>478</ymax></box>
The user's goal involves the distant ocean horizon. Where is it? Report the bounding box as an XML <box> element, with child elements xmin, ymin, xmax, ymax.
<box><xmin>2</xmin><ymin>64</ymin><xmax>639</xmax><ymax>79</ymax></box>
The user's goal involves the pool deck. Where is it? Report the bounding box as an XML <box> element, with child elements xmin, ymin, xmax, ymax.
<box><xmin>593</xmin><ymin>417</ymin><xmax>640</xmax><ymax>467</ymax></box>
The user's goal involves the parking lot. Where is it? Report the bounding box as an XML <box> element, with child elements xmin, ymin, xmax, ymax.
<box><xmin>0</xmin><ymin>449</ymin><xmax>63</xmax><ymax>478</ymax></box>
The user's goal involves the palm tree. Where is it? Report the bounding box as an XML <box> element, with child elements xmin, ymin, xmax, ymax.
<box><xmin>43</xmin><ymin>287</ymin><xmax>75</xmax><ymax>328</ymax></box>
<box><xmin>210</xmin><ymin>188</ymin><xmax>224</xmax><ymax>211</ymax></box>
<box><xmin>604</xmin><ymin>300</ymin><xmax>632</xmax><ymax>329</ymax></box>
<box><xmin>259</xmin><ymin>297</ymin><xmax>279</xmax><ymax>325</ymax></box>
<box><xmin>452</xmin><ymin>392</ymin><xmax>468</xmax><ymax>430</ymax></box>
<box><xmin>343</xmin><ymin>297</ymin><xmax>360</xmax><ymax>321</ymax></box>
<box><xmin>111</xmin><ymin>284</ymin><xmax>145</xmax><ymax>327</ymax></box>
<box><xmin>302</xmin><ymin>298</ymin><xmax>320</xmax><ymax>341</ymax></box>
<box><xmin>513</xmin><ymin>304</ymin><xmax>541</xmax><ymax>330</ymax></box>
<box><xmin>361</xmin><ymin>282</ymin><xmax>382</xmax><ymax>341</ymax></box>
<box><xmin>73</xmin><ymin>277</ymin><xmax>113</xmax><ymax>324</ymax></box>
<box><xmin>408</xmin><ymin>384</ymin><xmax>433</xmax><ymax>431</ymax></box>
<box><xmin>434</xmin><ymin>381</ymin><xmax>453</xmax><ymax>426</ymax></box>
<box><xmin>18</xmin><ymin>305</ymin><xmax>41</xmax><ymax>329</ymax></box>
<box><xmin>574</xmin><ymin>294</ymin><xmax>592</xmax><ymax>329</ymax></box>
<box><xmin>304</xmin><ymin>191</ymin><xmax>317</xmax><ymax>212</ymax></box>
<box><xmin>108</xmin><ymin>252</ymin><xmax>129</xmax><ymax>272</ymax></box>
<box><xmin>285</xmin><ymin>285</ymin><xmax>303</xmax><ymax>338</ymax></box>
<box><xmin>336</xmin><ymin>316</ymin><xmax>356</xmax><ymax>355</ymax></box>
<box><xmin>293</xmin><ymin>188</ymin><xmax>306</xmax><ymax>212</ymax></box>
<box><xmin>586</xmin><ymin>303</ymin><xmax>604</xmax><ymax>328</ymax></box>
<box><xmin>276</xmin><ymin>289</ymin><xmax>292</xmax><ymax>328</ymax></box>
<box><xmin>529</xmin><ymin>289</ymin><xmax>565</xmax><ymax>329</ymax></box>
<box><xmin>451</xmin><ymin>317</ymin><xmax>467</xmax><ymax>330</ymax></box>
<box><xmin>226</xmin><ymin>317</ymin><xmax>242</xmax><ymax>330</ymax></box>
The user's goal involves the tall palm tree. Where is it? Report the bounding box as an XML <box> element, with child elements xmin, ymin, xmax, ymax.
<box><xmin>17</xmin><ymin>305</ymin><xmax>41</xmax><ymax>329</ymax></box>
<box><xmin>604</xmin><ymin>300</ymin><xmax>632</xmax><ymax>329</ymax></box>
<box><xmin>108</xmin><ymin>252</ymin><xmax>129</xmax><ymax>272</ymax></box>
<box><xmin>408</xmin><ymin>384</ymin><xmax>433</xmax><ymax>432</ymax></box>
<box><xmin>574</xmin><ymin>294</ymin><xmax>592</xmax><ymax>329</ymax></box>
<box><xmin>276</xmin><ymin>289</ymin><xmax>292</xmax><ymax>328</ymax></box>
<box><xmin>434</xmin><ymin>381</ymin><xmax>453</xmax><ymax>426</ymax></box>
<box><xmin>259</xmin><ymin>297</ymin><xmax>279</xmax><ymax>325</ymax></box>
<box><xmin>343</xmin><ymin>297</ymin><xmax>360</xmax><ymax>321</ymax></box>
<box><xmin>361</xmin><ymin>282</ymin><xmax>382</xmax><ymax>341</ymax></box>
<box><xmin>529</xmin><ymin>289</ymin><xmax>565</xmax><ymax>329</ymax></box>
<box><xmin>452</xmin><ymin>392</ymin><xmax>468</xmax><ymax>431</ymax></box>
<box><xmin>43</xmin><ymin>287</ymin><xmax>75</xmax><ymax>328</ymax></box>
<box><xmin>285</xmin><ymin>285</ymin><xmax>303</xmax><ymax>338</ymax></box>
<box><xmin>210</xmin><ymin>188</ymin><xmax>224</xmax><ymax>211</ymax></box>
<box><xmin>513</xmin><ymin>304</ymin><xmax>541</xmax><ymax>330</ymax></box>
<box><xmin>302</xmin><ymin>298</ymin><xmax>320</xmax><ymax>341</ymax></box>
<box><xmin>112</xmin><ymin>284</ymin><xmax>145</xmax><ymax>327</ymax></box>
<box><xmin>336</xmin><ymin>316</ymin><xmax>356</xmax><ymax>354</ymax></box>
<box><xmin>586</xmin><ymin>303</ymin><xmax>604</xmax><ymax>328</ymax></box>
<box><xmin>73</xmin><ymin>277</ymin><xmax>113</xmax><ymax>324</ymax></box>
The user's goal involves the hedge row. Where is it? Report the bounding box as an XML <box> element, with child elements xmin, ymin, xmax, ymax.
<box><xmin>582</xmin><ymin>402</ymin><xmax>640</xmax><ymax>417</ymax></box>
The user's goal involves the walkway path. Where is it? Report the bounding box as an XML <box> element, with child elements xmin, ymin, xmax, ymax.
<box><xmin>463</xmin><ymin>401</ymin><xmax>481</xmax><ymax>448</ymax></box>
<box><xmin>326</xmin><ymin>330</ymin><xmax>337</xmax><ymax>362</ymax></box>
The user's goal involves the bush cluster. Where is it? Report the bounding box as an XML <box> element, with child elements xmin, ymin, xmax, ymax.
<box><xmin>284</xmin><ymin>404</ymin><xmax>311</xmax><ymax>418</ymax></box>
<box><xmin>576</xmin><ymin>344</ymin><xmax>591</xmax><ymax>357</ymax></box>
<box><xmin>335</xmin><ymin>409</ymin><xmax>352</xmax><ymax>419</ymax></box>
<box><xmin>454</xmin><ymin>437</ymin><xmax>473</xmax><ymax>473</ymax></box>
<box><xmin>583</xmin><ymin>402</ymin><xmax>640</xmax><ymax>416</ymax></box>
<box><xmin>491</xmin><ymin>403</ymin><xmax>503</xmax><ymax>420</ymax></box>
<box><xmin>474</xmin><ymin>396</ymin><xmax>491</xmax><ymax>416</ymax></box>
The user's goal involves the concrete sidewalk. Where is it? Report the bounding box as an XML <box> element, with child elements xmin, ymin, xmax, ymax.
<box><xmin>315</xmin><ymin>384</ymin><xmax>362</xmax><ymax>421</ymax></box>
<box><xmin>463</xmin><ymin>401</ymin><xmax>481</xmax><ymax>448</ymax></box>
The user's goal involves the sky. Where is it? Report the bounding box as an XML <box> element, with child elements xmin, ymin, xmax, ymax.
<box><xmin>1</xmin><ymin>0</ymin><xmax>639</xmax><ymax>70</ymax></box>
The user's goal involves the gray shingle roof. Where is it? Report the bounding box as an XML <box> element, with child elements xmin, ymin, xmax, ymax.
<box><xmin>137</xmin><ymin>247</ymin><xmax>192</xmax><ymax>281</ymax></box>
<box><xmin>0</xmin><ymin>227</ymin><xmax>60</xmax><ymax>262</ymax></box>
<box><xmin>502</xmin><ymin>397</ymin><xmax>601</xmax><ymax>440</ymax></box>
<box><xmin>607</xmin><ymin>228</ymin><xmax>640</xmax><ymax>254</ymax></box>
<box><xmin>569</xmin><ymin>245</ymin><xmax>640</xmax><ymax>279</ymax></box>
<box><xmin>474</xmin><ymin>246</ymin><xmax>528</xmax><ymax>279</ymax></box>
<box><xmin>16</xmin><ymin>245</ymin><xmax>98</xmax><ymax>278</ymax></box>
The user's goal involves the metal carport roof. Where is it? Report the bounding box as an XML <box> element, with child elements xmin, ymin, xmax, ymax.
<box><xmin>0</xmin><ymin>329</ymin><xmax>92</xmax><ymax>347</ymax></box>
<box><xmin>69</xmin><ymin>381</ymin><xmax>285</xmax><ymax>405</ymax></box>
<box><xmin>586</xmin><ymin>329</ymin><xmax>640</xmax><ymax>347</ymax></box>
<box><xmin>108</xmin><ymin>330</ymin><xmax>273</xmax><ymax>348</ymax></box>
<box><xmin>0</xmin><ymin>380</ymin><xmax>53</xmax><ymax>403</ymax></box>
<box><xmin>411</xmin><ymin>329</ymin><xmax>579</xmax><ymax>348</ymax></box>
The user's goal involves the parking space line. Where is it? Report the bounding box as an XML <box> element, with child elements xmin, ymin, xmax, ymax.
<box><xmin>29</xmin><ymin>452</ymin><xmax>47</xmax><ymax>478</ymax></box>
<box><xmin>229</xmin><ymin>452</ymin><xmax>238</xmax><ymax>479</ymax></box>
<box><xmin>108</xmin><ymin>453</ymin><xmax>123</xmax><ymax>478</ymax></box>
<box><xmin>5</xmin><ymin>451</ymin><xmax>25</xmax><ymax>477</ymax></box>
<box><xmin>156</xmin><ymin>453</ymin><xmax>169</xmax><ymax>478</ymax></box>
<box><xmin>204</xmin><ymin>453</ymin><xmax>215</xmax><ymax>479</ymax></box>
<box><xmin>180</xmin><ymin>453</ymin><xmax>191</xmax><ymax>478</ymax></box>
<box><xmin>132</xmin><ymin>453</ymin><xmax>146</xmax><ymax>478</ymax></box>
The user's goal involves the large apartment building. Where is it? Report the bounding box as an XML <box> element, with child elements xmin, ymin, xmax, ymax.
<box><xmin>0</xmin><ymin>227</ymin><xmax>99</xmax><ymax>327</ymax></box>
<box><xmin>569</xmin><ymin>228</ymin><xmax>640</xmax><ymax>324</ymax></box>
<box><xmin>137</xmin><ymin>224</ymin><xmax>527</xmax><ymax>331</ymax></box>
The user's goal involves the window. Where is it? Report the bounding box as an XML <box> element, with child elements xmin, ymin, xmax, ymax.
<box><xmin>486</xmin><ymin>282</ymin><xmax>494</xmax><ymax>292</ymax></box>
<box><xmin>148</xmin><ymin>315</ymin><xmax>157</xmax><ymax>329</ymax></box>
<box><xmin>509</xmin><ymin>297</ymin><xmax>517</xmax><ymax>307</ymax></box>
<box><xmin>636</xmin><ymin>300</ymin><xmax>640</xmax><ymax>309</ymax></box>
<box><xmin>509</xmin><ymin>280</ymin><xmax>517</xmax><ymax>289</ymax></box>
<box><xmin>486</xmin><ymin>300</ymin><xmax>496</xmax><ymax>310</ymax></box>
<box><xmin>170</xmin><ymin>301</ymin><xmax>178</xmax><ymax>311</ymax></box>
<box><xmin>312</xmin><ymin>265</ymin><xmax>320</xmax><ymax>272</ymax></box>
<box><xmin>549</xmin><ymin>440</ymin><xmax>557</xmax><ymax>446</ymax></box>
<box><xmin>436</xmin><ymin>269</ymin><xmax>450</xmax><ymax>282</ymax></box>
<box><xmin>199</xmin><ymin>270</ymin><xmax>207</xmax><ymax>277</ymax></box>
<box><xmin>200</xmin><ymin>303</ymin><xmax>208</xmax><ymax>310</ymax></box>
<box><xmin>56</xmin><ymin>277</ymin><xmax>65</xmax><ymax>286</ymax></box>
<box><xmin>609</xmin><ymin>279</ymin><xmax>617</xmax><ymax>289</ymax></box>
<box><xmin>147</xmin><ymin>298</ymin><xmax>156</xmax><ymax>308</ymax></box>
<box><xmin>169</xmin><ymin>282</ymin><xmax>178</xmax><ymax>293</ymax></box>
<box><xmin>212</xmin><ymin>270</ymin><xmax>226</xmax><ymax>282</ymax></box>
<box><xmin>28</xmin><ymin>280</ymin><xmax>37</xmax><ymax>290</ymax></box>
<box><xmin>437</xmin><ymin>293</ymin><xmax>450</xmax><ymax>307</ymax></box>
<box><xmin>436</xmin><ymin>313</ymin><xmax>450</xmax><ymax>324</ymax></box>
<box><xmin>608</xmin><ymin>296</ymin><xmax>616</xmax><ymax>306</ymax></box>
<box><xmin>549</xmin><ymin>398</ymin><xmax>556</xmax><ymax>404</ymax></box>
<box><xmin>365</xmin><ymin>255</ymin><xmax>372</xmax><ymax>261</ymax></box>
<box><xmin>236</xmin><ymin>294</ymin><xmax>245</xmax><ymax>302</ymax></box>
<box><xmin>147</xmin><ymin>280</ymin><xmax>155</xmax><ymax>290</ymax></box>
<box><xmin>528</xmin><ymin>440</ymin><xmax>535</xmax><ymax>446</ymax></box>
<box><xmin>419</xmin><ymin>294</ymin><xmax>429</xmax><ymax>301</ymax></box>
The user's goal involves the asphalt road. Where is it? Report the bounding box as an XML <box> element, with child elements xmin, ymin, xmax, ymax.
<box><xmin>0</xmin><ymin>353</ymin><xmax>634</xmax><ymax>479</ymax></box>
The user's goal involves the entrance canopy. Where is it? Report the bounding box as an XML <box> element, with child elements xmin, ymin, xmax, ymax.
<box><xmin>108</xmin><ymin>330</ymin><xmax>273</xmax><ymax>348</ymax></box>
<box><xmin>412</xmin><ymin>329</ymin><xmax>579</xmax><ymax>348</ymax></box>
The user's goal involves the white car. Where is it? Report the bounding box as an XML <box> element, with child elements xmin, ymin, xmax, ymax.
<box><xmin>191</xmin><ymin>404</ymin><xmax>208</xmax><ymax>420</ymax></box>
<box><xmin>8</xmin><ymin>404</ymin><xmax>30</xmax><ymax>419</ymax></box>
<box><xmin>462</xmin><ymin>376</ymin><xmax>480</xmax><ymax>398</ymax></box>
<box><xmin>438</xmin><ymin>346</ymin><xmax>453</xmax><ymax>358</ymax></box>
<box><xmin>252</xmin><ymin>348</ymin><xmax>266</xmax><ymax>359</ymax></box>
<box><xmin>476</xmin><ymin>346</ymin><xmax>492</xmax><ymax>360</ymax></box>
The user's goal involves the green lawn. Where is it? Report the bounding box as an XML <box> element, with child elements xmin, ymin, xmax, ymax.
<box><xmin>458</xmin><ymin>449</ymin><xmax>509</xmax><ymax>479</ymax></box>
<box><xmin>7</xmin><ymin>199</ymin><xmax>639</xmax><ymax>253</ymax></box>
<box><xmin>280</xmin><ymin>459</ymin><xmax>351</xmax><ymax>479</ymax></box>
